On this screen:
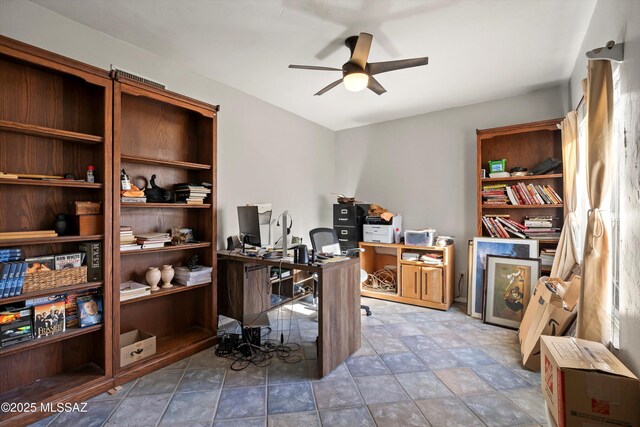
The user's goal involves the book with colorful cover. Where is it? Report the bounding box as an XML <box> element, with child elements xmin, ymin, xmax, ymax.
<box><xmin>8</xmin><ymin>261</ymin><xmax>28</xmax><ymax>297</ymax></box>
<box><xmin>33</xmin><ymin>297</ymin><xmax>66</xmax><ymax>337</ymax></box>
<box><xmin>77</xmin><ymin>294</ymin><xmax>103</xmax><ymax>327</ymax></box>
<box><xmin>26</xmin><ymin>255</ymin><xmax>55</xmax><ymax>274</ymax></box>
<box><xmin>54</xmin><ymin>253</ymin><xmax>83</xmax><ymax>270</ymax></box>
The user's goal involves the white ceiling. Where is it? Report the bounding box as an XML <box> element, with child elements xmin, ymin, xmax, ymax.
<box><xmin>32</xmin><ymin>0</ymin><xmax>596</xmax><ymax>131</ymax></box>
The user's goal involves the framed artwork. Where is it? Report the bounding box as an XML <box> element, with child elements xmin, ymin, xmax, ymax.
<box><xmin>470</xmin><ymin>237</ymin><xmax>538</xmax><ymax>318</ymax></box>
<box><xmin>483</xmin><ymin>255</ymin><xmax>541</xmax><ymax>329</ymax></box>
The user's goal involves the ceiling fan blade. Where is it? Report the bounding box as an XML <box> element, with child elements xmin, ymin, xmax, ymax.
<box><xmin>289</xmin><ymin>65</ymin><xmax>342</xmax><ymax>71</ymax></box>
<box><xmin>368</xmin><ymin>57</ymin><xmax>429</xmax><ymax>75</ymax></box>
<box><xmin>314</xmin><ymin>78</ymin><xmax>343</xmax><ymax>96</ymax></box>
<box><xmin>367</xmin><ymin>76</ymin><xmax>387</xmax><ymax>95</ymax></box>
<box><xmin>350</xmin><ymin>32</ymin><xmax>373</xmax><ymax>69</ymax></box>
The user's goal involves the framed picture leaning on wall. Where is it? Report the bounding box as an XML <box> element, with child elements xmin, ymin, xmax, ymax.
<box><xmin>470</xmin><ymin>237</ymin><xmax>538</xmax><ymax>319</ymax></box>
<box><xmin>483</xmin><ymin>255</ymin><xmax>541</xmax><ymax>329</ymax></box>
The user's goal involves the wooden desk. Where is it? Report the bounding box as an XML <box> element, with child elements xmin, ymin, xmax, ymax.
<box><xmin>217</xmin><ymin>251</ymin><xmax>361</xmax><ymax>377</ymax></box>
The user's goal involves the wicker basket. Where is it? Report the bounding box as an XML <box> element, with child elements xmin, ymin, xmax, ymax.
<box><xmin>23</xmin><ymin>266</ymin><xmax>88</xmax><ymax>293</ymax></box>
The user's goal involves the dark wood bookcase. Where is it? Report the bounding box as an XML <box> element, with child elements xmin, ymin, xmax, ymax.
<box><xmin>476</xmin><ymin>118</ymin><xmax>565</xmax><ymax>271</ymax></box>
<box><xmin>112</xmin><ymin>75</ymin><xmax>218</xmax><ymax>384</ymax></box>
<box><xmin>0</xmin><ymin>36</ymin><xmax>113</xmax><ymax>426</ymax></box>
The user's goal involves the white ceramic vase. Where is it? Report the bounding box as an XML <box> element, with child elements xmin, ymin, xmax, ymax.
<box><xmin>146</xmin><ymin>267</ymin><xmax>161</xmax><ymax>292</ymax></box>
<box><xmin>161</xmin><ymin>265</ymin><xmax>174</xmax><ymax>289</ymax></box>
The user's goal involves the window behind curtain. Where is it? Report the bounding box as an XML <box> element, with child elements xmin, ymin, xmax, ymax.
<box><xmin>611</xmin><ymin>66</ymin><xmax>622</xmax><ymax>350</ymax></box>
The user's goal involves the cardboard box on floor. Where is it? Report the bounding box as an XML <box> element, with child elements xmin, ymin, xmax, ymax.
<box><xmin>541</xmin><ymin>336</ymin><xmax>640</xmax><ymax>427</ymax></box>
<box><xmin>518</xmin><ymin>276</ymin><xmax>580</xmax><ymax>371</ymax></box>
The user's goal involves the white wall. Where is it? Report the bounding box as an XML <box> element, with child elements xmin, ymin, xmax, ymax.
<box><xmin>335</xmin><ymin>87</ymin><xmax>567</xmax><ymax>298</ymax></box>
<box><xmin>0</xmin><ymin>0</ymin><xmax>336</xmax><ymax>247</ymax></box>
<box><xmin>568</xmin><ymin>0</ymin><xmax>640</xmax><ymax>374</ymax></box>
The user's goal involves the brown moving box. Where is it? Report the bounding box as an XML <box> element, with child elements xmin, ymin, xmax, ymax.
<box><xmin>518</xmin><ymin>276</ymin><xmax>580</xmax><ymax>371</ymax></box>
<box><xmin>541</xmin><ymin>336</ymin><xmax>640</xmax><ymax>427</ymax></box>
<box><xmin>120</xmin><ymin>329</ymin><xmax>156</xmax><ymax>367</ymax></box>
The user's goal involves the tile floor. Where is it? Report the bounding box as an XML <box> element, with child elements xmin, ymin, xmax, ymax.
<box><xmin>29</xmin><ymin>297</ymin><xmax>547</xmax><ymax>426</ymax></box>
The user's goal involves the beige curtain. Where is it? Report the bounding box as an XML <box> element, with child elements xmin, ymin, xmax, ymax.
<box><xmin>551</xmin><ymin>111</ymin><xmax>579</xmax><ymax>279</ymax></box>
<box><xmin>577</xmin><ymin>60</ymin><xmax>613</xmax><ymax>345</ymax></box>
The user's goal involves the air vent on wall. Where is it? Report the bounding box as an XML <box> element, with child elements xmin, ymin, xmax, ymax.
<box><xmin>111</xmin><ymin>66</ymin><xmax>165</xmax><ymax>89</ymax></box>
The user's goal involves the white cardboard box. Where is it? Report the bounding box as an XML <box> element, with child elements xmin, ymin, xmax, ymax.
<box><xmin>540</xmin><ymin>336</ymin><xmax>640</xmax><ymax>427</ymax></box>
<box><xmin>120</xmin><ymin>329</ymin><xmax>156</xmax><ymax>367</ymax></box>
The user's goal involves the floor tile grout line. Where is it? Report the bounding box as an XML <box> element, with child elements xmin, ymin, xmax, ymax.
<box><xmin>153</xmin><ymin>363</ymin><xmax>190</xmax><ymax>427</ymax></box>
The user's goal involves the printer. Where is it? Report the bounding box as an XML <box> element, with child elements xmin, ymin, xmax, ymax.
<box><xmin>363</xmin><ymin>215</ymin><xmax>402</xmax><ymax>244</ymax></box>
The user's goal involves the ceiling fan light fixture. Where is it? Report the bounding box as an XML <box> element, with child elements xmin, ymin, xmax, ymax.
<box><xmin>343</xmin><ymin>72</ymin><xmax>369</xmax><ymax>92</ymax></box>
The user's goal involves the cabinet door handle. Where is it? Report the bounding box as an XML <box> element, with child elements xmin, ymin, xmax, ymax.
<box><xmin>341</xmin><ymin>209</ymin><xmax>348</xmax><ymax>214</ymax></box>
<box><xmin>341</xmin><ymin>230</ymin><xmax>348</xmax><ymax>235</ymax></box>
<box><xmin>414</xmin><ymin>272</ymin><xmax>418</xmax><ymax>295</ymax></box>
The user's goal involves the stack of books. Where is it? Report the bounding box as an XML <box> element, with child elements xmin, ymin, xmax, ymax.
<box><xmin>119</xmin><ymin>280</ymin><xmax>151</xmax><ymax>301</ymax></box>
<box><xmin>174</xmin><ymin>265</ymin><xmax>213</xmax><ymax>286</ymax></box>
<box><xmin>482</xmin><ymin>184</ymin><xmax>510</xmax><ymax>205</ymax></box>
<box><xmin>481</xmin><ymin>215</ymin><xmax>561</xmax><ymax>241</ymax></box>
<box><xmin>481</xmin><ymin>183</ymin><xmax>563</xmax><ymax>206</ymax></box>
<box><xmin>120</xmin><ymin>226</ymin><xmax>141</xmax><ymax>251</ymax></box>
<box><xmin>523</xmin><ymin>216</ymin><xmax>561</xmax><ymax>241</ymax></box>
<box><xmin>540</xmin><ymin>248</ymin><xmax>556</xmax><ymax>269</ymax></box>
<box><xmin>174</xmin><ymin>183</ymin><xmax>211</xmax><ymax>205</ymax></box>
<box><xmin>136</xmin><ymin>232</ymin><xmax>171</xmax><ymax>249</ymax></box>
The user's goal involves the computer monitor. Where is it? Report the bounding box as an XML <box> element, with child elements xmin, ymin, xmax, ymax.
<box><xmin>237</xmin><ymin>206</ymin><xmax>261</xmax><ymax>247</ymax></box>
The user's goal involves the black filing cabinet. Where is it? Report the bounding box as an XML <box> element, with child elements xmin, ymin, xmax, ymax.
<box><xmin>333</xmin><ymin>203</ymin><xmax>369</xmax><ymax>253</ymax></box>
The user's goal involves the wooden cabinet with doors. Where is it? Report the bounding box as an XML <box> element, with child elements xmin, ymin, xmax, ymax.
<box><xmin>401</xmin><ymin>263</ymin><xmax>444</xmax><ymax>304</ymax></box>
<box><xmin>360</xmin><ymin>242</ymin><xmax>454</xmax><ymax>310</ymax></box>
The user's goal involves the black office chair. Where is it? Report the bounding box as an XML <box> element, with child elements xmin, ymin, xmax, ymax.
<box><xmin>308</xmin><ymin>227</ymin><xmax>372</xmax><ymax>316</ymax></box>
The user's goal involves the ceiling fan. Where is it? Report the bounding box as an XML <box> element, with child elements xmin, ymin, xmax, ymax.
<box><xmin>289</xmin><ymin>32</ymin><xmax>429</xmax><ymax>96</ymax></box>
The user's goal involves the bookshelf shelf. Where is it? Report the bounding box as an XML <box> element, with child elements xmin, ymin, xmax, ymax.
<box><xmin>121</xmin><ymin>202</ymin><xmax>211</xmax><ymax>209</ymax></box>
<box><xmin>121</xmin><ymin>154</ymin><xmax>211</xmax><ymax>170</ymax></box>
<box><xmin>481</xmin><ymin>204</ymin><xmax>563</xmax><ymax>209</ymax></box>
<box><xmin>120</xmin><ymin>242</ymin><xmax>212</xmax><ymax>256</ymax></box>
<box><xmin>0</xmin><ymin>234</ymin><xmax>104</xmax><ymax>248</ymax></box>
<box><xmin>481</xmin><ymin>173</ymin><xmax>563</xmax><ymax>183</ymax></box>
<box><xmin>0</xmin><ymin>119</ymin><xmax>104</xmax><ymax>144</ymax></box>
<box><xmin>0</xmin><ymin>324</ymin><xmax>103</xmax><ymax>358</ymax></box>
<box><xmin>0</xmin><ymin>177</ymin><xmax>103</xmax><ymax>189</ymax></box>
<box><xmin>0</xmin><ymin>281</ymin><xmax>103</xmax><ymax>305</ymax></box>
<box><xmin>117</xmin><ymin>326</ymin><xmax>214</xmax><ymax>377</ymax></box>
<box><xmin>0</xmin><ymin>364</ymin><xmax>106</xmax><ymax>423</ymax></box>
<box><xmin>120</xmin><ymin>282</ymin><xmax>210</xmax><ymax>305</ymax></box>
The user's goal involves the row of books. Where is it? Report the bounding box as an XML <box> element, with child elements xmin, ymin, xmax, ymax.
<box><xmin>0</xmin><ymin>290</ymin><xmax>103</xmax><ymax>348</ymax></box>
<box><xmin>482</xmin><ymin>215</ymin><xmax>561</xmax><ymax>241</ymax></box>
<box><xmin>175</xmin><ymin>183</ymin><xmax>211</xmax><ymax>205</ymax></box>
<box><xmin>482</xmin><ymin>182</ymin><xmax>563</xmax><ymax>206</ymax></box>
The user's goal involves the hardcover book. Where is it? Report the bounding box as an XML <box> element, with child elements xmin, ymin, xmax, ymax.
<box><xmin>34</xmin><ymin>297</ymin><xmax>66</xmax><ymax>337</ymax></box>
<box><xmin>77</xmin><ymin>294</ymin><xmax>103</xmax><ymax>327</ymax></box>
<box><xmin>54</xmin><ymin>253</ymin><xmax>84</xmax><ymax>270</ymax></box>
<box><xmin>78</xmin><ymin>242</ymin><xmax>102</xmax><ymax>281</ymax></box>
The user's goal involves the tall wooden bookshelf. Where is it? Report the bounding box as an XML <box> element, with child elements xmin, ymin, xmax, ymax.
<box><xmin>112</xmin><ymin>75</ymin><xmax>218</xmax><ymax>384</ymax></box>
<box><xmin>477</xmin><ymin>118</ymin><xmax>565</xmax><ymax>271</ymax></box>
<box><xmin>0</xmin><ymin>36</ymin><xmax>113</xmax><ymax>426</ymax></box>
